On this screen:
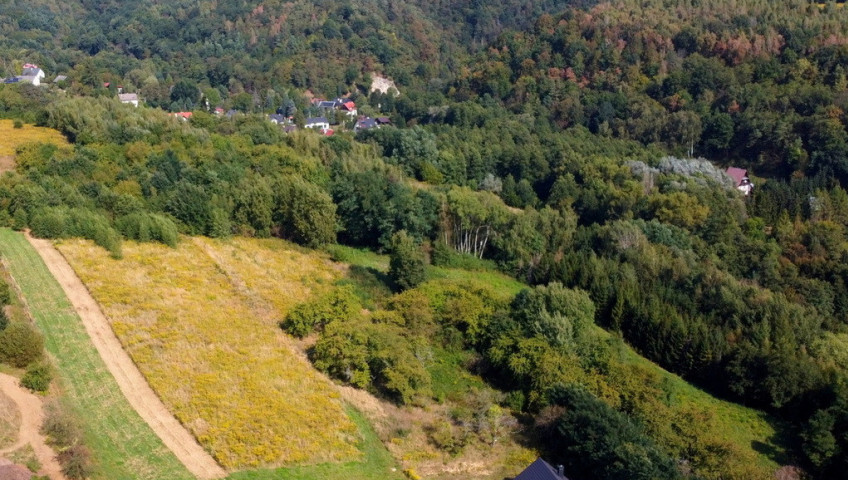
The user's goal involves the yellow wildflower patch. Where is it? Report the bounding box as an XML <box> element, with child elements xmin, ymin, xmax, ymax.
<box><xmin>58</xmin><ymin>238</ymin><xmax>359</xmax><ymax>470</ymax></box>
<box><xmin>0</xmin><ymin>119</ymin><xmax>69</xmax><ymax>157</ymax></box>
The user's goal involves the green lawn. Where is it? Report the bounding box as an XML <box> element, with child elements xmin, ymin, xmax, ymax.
<box><xmin>225</xmin><ymin>407</ymin><xmax>403</xmax><ymax>480</ymax></box>
<box><xmin>0</xmin><ymin>228</ymin><xmax>194</xmax><ymax>480</ymax></box>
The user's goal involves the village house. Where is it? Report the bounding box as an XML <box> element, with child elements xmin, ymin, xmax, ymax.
<box><xmin>354</xmin><ymin>116</ymin><xmax>379</xmax><ymax>132</ymax></box>
<box><xmin>172</xmin><ymin>112</ymin><xmax>193</xmax><ymax>121</ymax></box>
<box><xmin>118</xmin><ymin>93</ymin><xmax>140</xmax><ymax>107</ymax></box>
<box><xmin>311</xmin><ymin>97</ymin><xmax>358</xmax><ymax>118</ymax></box>
<box><xmin>513</xmin><ymin>458</ymin><xmax>570</xmax><ymax>480</ymax></box>
<box><xmin>726</xmin><ymin>167</ymin><xmax>754</xmax><ymax>196</ymax></box>
<box><xmin>305</xmin><ymin>116</ymin><xmax>330</xmax><ymax>130</ymax></box>
<box><xmin>2</xmin><ymin>63</ymin><xmax>46</xmax><ymax>86</ymax></box>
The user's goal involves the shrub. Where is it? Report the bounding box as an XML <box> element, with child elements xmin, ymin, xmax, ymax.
<box><xmin>29</xmin><ymin>207</ymin><xmax>122</xmax><ymax>257</ymax></box>
<box><xmin>311</xmin><ymin>319</ymin><xmax>432</xmax><ymax>404</ymax></box>
<box><xmin>42</xmin><ymin>399</ymin><xmax>82</xmax><ymax>447</ymax></box>
<box><xmin>58</xmin><ymin>445</ymin><xmax>92</xmax><ymax>480</ymax></box>
<box><xmin>29</xmin><ymin>208</ymin><xmax>69</xmax><ymax>238</ymax></box>
<box><xmin>388</xmin><ymin>230</ymin><xmax>426</xmax><ymax>292</ymax></box>
<box><xmin>0</xmin><ymin>280</ymin><xmax>11</xmax><ymax>306</ymax></box>
<box><xmin>0</xmin><ymin>321</ymin><xmax>43</xmax><ymax>367</ymax></box>
<box><xmin>116</xmin><ymin>212</ymin><xmax>179</xmax><ymax>247</ymax></box>
<box><xmin>21</xmin><ymin>361</ymin><xmax>52</xmax><ymax>392</ymax></box>
<box><xmin>281</xmin><ymin>286</ymin><xmax>360</xmax><ymax>337</ymax></box>
<box><xmin>13</xmin><ymin>119</ymin><xmax>23</xmax><ymax>129</ymax></box>
<box><xmin>0</xmin><ymin>308</ymin><xmax>8</xmax><ymax>331</ymax></box>
<box><xmin>427</xmin><ymin>420</ymin><xmax>468</xmax><ymax>455</ymax></box>
<box><xmin>274</xmin><ymin>174</ymin><xmax>338</xmax><ymax>247</ymax></box>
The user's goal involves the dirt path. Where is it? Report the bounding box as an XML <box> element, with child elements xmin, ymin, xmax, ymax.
<box><xmin>25</xmin><ymin>234</ymin><xmax>226</xmax><ymax>480</ymax></box>
<box><xmin>0</xmin><ymin>373</ymin><xmax>65</xmax><ymax>480</ymax></box>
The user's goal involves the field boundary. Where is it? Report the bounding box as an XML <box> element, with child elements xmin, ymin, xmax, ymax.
<box><xmin>25</xmin><ymin>233</ymin><xmax>226</xmax><ymax>480</ymax></box>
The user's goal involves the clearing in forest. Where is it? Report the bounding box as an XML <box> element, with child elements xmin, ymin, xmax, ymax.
<box><xmin>0</xmin><ymin>119</ymin><xmax>69</xmax><ymax>156</ymax></box>
<box><xmin>0</xmin><ymin>228</ymin><xmax>194</xmax><ymax>480</ymax></box>
<box><xmin>58</xmin><ymin>237</ymin><xmax>361</xmax><ymax>470</ymax></box>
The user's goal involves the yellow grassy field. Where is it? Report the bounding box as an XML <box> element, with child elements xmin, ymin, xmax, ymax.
<box><xmin>58</xmin><ymin>237</ymin><xmax>359</xmax><ymax>470</ymax></box>
<box><xmin>0</xmin><ymin>119</ymin><xmax>69</xmax><ymax>156</ymax></box>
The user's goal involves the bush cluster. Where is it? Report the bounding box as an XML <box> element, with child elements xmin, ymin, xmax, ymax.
<box><xmin>0</xmin><ymin>321</ymin><xmax>43</xmax><ymax>368</ymax></box>
<box><xmin>42</xmin><ymin>400</ymin><xmax>92</xmax><ymax>480</ymax></box>
<box><xmin>21</xmin><ymin>361</ymin><xmax>53</xmax><ymax>392</ymax></box>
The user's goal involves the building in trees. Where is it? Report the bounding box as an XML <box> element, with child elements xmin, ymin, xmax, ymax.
<box><xmin>726</xmin><ymin>167</ymin><xmax>753</xmax><ymax>196</ymax></box>
<box><xmin>2</xmin><ymin>63</ymin><xmax>45</xmax><ymax>86</ymax></box>
<box><xmin>118</xmin><ymin>93</ymin><xmax>139</xmax><ymax>107</ymax></box>
<box><xmin>513</xmin><ymin>458</ymin><xmax>569</xmax><ymax>480</ymax></box>
<box><xmin>305</xmin><ymin>116</ymin><xmax>330</xmax><ymax>130</ymax></box>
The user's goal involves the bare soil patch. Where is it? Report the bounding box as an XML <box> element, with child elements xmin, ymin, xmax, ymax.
<box><xmin>0</xmin><ymin>156</ymin><xmax>15</xmax><ymax>174</ymax></box>
<box><xmin>0</xmin><ymin>373</ymin><xmax>65</xmax><ymax>479</ymax></box>
<box><xmin>25</xmin><ymin>234</ymin><xmax>226</xmax><ymax>480</ymax></box>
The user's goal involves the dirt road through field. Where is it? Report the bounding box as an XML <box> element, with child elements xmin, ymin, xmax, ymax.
<box><xmin>25</xmin><ymin>234</ymin><xmax>226</xmax><ymax>480</ymax></box>
<box><xmin>0</xmin><ymin>373</ymin><xmax>65</xmax><ymax>479</ymax></box>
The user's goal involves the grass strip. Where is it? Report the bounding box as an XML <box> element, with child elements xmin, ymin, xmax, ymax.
<box><xmin>0</xmin><ymin>228</ymin><xmax>193</xmax><ymax>480</ymax></box>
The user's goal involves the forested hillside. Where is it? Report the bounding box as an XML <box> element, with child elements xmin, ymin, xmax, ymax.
<box><xmin>2</xmin><ymin>0</ymin><xmax>848</xmax><ymax>479</ymax></box>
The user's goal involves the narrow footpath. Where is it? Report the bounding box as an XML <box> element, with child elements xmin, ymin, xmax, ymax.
<box><xmin>0</xmin><ymin>373</ymin><xmax>65</xmax><ymax>480</ymax></box>
<box><xmin>25</xmin><ymin>234</ymin><xmax>226</xmax><ymax>480</ymax></box>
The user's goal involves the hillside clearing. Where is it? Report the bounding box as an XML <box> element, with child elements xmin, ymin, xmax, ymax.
<box><xmin>0</xmin><ymin>119</ymin><xmax>69</xmax><ymax>157</ymax></box>
<box><xmin>0</xmin><ymin>228</ymin><xmax>194</xmax><ymax>480</ymax></box>
<box><xmin>58</xmin><ymin>237</ymin><xmax>361</xmax><ymax>470</ymax></box>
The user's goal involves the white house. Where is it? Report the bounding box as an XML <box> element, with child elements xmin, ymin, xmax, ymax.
<box><xmin>4</xmin><ymin>63</ymin><xmax>46</xmax><ymax>86</ymax></box>
<box><xmin>20</xmin><ymin>64</ymin><xmax>45</xmax><ymax>85</ymax></box>
<box><xmin>305</xmin><ymin>116</ymin><xmax>330</xmax><ymax>130</ymax></box>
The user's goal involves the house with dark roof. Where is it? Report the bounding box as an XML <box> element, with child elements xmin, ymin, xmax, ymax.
<box><xmin>513</xmin><ymin>458</ymin><xmax>569</xmax><ymax>480</ymax></box>
<box><xmin>354</xmin><ymin>116</ymin><xmax>379</xmax><ymax>132</ymax></box>
<box><xmin>312</xmin><ymin>97</ymin><xmax>358</xmax><ymax>118</ymax></box>
<box><xmin>726</xmin><ymin>167</ymin><xmax>753</xmax><ymax>196</ymax></box>
<box><xmin>269</xmin><ymin>114</ymin><xmax>286</xmax><ymax>124</ymax></box>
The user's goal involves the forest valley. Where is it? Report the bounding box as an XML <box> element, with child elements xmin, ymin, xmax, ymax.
<box><xmin>2</xmin><ymin>0</ymin><xmax>848</xmax><ymax>479</ymax></box>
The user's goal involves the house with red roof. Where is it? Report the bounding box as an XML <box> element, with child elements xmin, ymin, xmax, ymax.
<box><xmin>726</xmin><ymin>167</ymin><xmax>753</xmax><ymax>196</ymax></box>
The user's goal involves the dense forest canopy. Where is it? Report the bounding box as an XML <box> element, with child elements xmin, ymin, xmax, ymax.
<box><xmin>2</xmin><ymin>0</ymin><xmax>848</xmax><ymax>479</ymax></box>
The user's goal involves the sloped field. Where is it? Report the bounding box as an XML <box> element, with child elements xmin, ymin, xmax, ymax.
<box><xmin>0</xmin><ymin>228</ymin><xmax>194</xmax><ymax>480</ymax></box>
<box><xmin>58</xmin><ymin>238</ymin><xmax>359</xmax><ymax>470</ymax></box>
<box><xmin>0</xmin><ymin>119</ymin><xmax>69</xmax><ymax>156</ymax></box>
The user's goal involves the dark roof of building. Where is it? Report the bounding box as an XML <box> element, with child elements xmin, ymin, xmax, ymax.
<box><xmin>513</xmin><ymin>458</ymin><xmax>569</xmax><ymax>480</ymax></box>
<box><xmin>356</xmin><ymin>117</ymin><xmax>378</xmax><ymax>130</ymax></box>
<box><xmin>306</xmin><ymin>116</ymin><xmax>328</xmax><ymax>125</ymax></box>
<box><xmin>726</xmin><ymin>167</ymin><xmax>748</xmax><ymax>186</ymax></box>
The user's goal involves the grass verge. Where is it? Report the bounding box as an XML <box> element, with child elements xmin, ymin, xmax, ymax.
<box><xmin>0</xmin><ymin>228</ymin><xmax>193</xmax><ymax>480</ymax></box>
